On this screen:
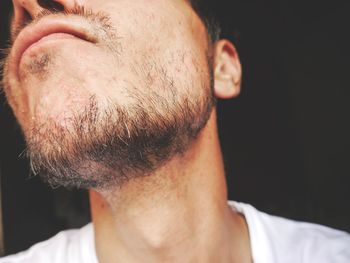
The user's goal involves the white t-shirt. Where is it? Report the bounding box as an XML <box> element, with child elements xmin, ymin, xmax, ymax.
<box><xmin>1</xmin><ymin>201</ymin><xmax>349</xmax><ymax>263</ymax></box>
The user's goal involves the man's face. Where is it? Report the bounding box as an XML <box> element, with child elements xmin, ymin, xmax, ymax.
<box><xmin>2</xmin><ymin>0</ymin><xmax>215</xmax><ymax>189</ymax></box>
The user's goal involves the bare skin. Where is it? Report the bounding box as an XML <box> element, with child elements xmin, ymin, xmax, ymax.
<box><xmin>91</xmin><ymin>110</ymin><xmax>252</xmax><ymax>263</ymax></box>
<box><xmin>4</xmin><ymin>0</ymin><xmax>252</xmax><ymax>262</ymax></box>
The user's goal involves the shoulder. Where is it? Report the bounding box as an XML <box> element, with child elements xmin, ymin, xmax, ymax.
<box><xmin>229</xmin><ymin>201</ymin><xmax>350</xmax><ymax>263</ymax></box>
<box><xmin>0</xmin><ymin>224</ymin><xmax>96</xmax><ymax>263</ymax></box>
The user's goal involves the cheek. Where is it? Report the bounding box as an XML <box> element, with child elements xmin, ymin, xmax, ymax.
<box><xmin>100</xmin><ymin>1</ymin><xmax>209</xmax><ymax>94</ymax></box>
<box><xmin>89</xmin><ymin>0</ymin><xmax>209</xmax><ymax>82</ymax></box>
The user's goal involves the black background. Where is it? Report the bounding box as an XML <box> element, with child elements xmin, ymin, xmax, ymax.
<box><xmin>1</xmin><ymin>0</ymin><xmax>349</xmax><ymax>255</ymax></box>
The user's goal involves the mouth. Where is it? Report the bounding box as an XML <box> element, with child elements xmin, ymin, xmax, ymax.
<box><xmin>9</xmin><ymin>15</ymin><xmax>97</xmax><ymax>80</ymax></box>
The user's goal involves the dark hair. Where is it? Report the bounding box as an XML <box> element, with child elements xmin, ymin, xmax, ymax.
<box><xmin>189</xmin><ymin>0</ymin><xmax>221</xmax><ymax>43</ymax></box>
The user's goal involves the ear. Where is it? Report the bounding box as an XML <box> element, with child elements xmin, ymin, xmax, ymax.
<box><xmin>213</xmin><ymin>40</ymin><xmax>242</xmax><ymax>99</ymax></box>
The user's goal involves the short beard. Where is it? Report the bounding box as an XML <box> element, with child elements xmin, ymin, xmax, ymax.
<box><xmin>26</xmin><ymin>72</ymin><xmax>216</xmax><ymax>190</ymax></box>
<box><xmin>4</xmin><ymin>6</ymin><xmax>216</xmax><ymax>191</ymax></box>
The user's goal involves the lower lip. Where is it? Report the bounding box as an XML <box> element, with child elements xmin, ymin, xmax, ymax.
<box><xmin>22</xmin><ymin>33</ymin><xmax>80</xmax><ymax>57</ymax></box>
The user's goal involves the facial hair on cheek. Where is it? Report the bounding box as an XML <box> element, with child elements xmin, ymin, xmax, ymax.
<box><xmin>26</xmin><ymin>58</ymin><xmax>215</xmax><ymax>190</ymax></box>
<box><xmin>3</xmin><ymin>6</ymin><xmax>216</xmax><ymax>190</ymax></box>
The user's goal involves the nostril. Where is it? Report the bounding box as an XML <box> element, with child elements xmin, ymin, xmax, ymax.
<box><xmin>23</xmin><ymin>8</ymin><xmax>32</xmax><ymax>22</ymax></box>
<box><xmin>37</xmin><ymin>0</ymin><xmax>65</xmax><ymax>12</ymax></box>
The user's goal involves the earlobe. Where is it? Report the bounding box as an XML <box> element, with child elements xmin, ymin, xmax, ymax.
<box><xmin>213</xmin><ymin>40</ymin><xmax>242</xmax><ymax>99</ymax></box>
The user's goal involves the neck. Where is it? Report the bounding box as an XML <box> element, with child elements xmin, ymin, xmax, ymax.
<box><xmin>90</xmin><ymin>111</ymin><xmax>251</xmax><ymax>263</ymax></box>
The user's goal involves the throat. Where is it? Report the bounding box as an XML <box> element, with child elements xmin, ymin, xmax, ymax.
<box><xmin>90</xmin><ymin>188</ymin><xmax>239</xmax><ymax>263</ymax></box>
<box><xmin>89</xmin><ymin>114</ymin><xmax>252</xmax><ymax>263</ymax></box>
